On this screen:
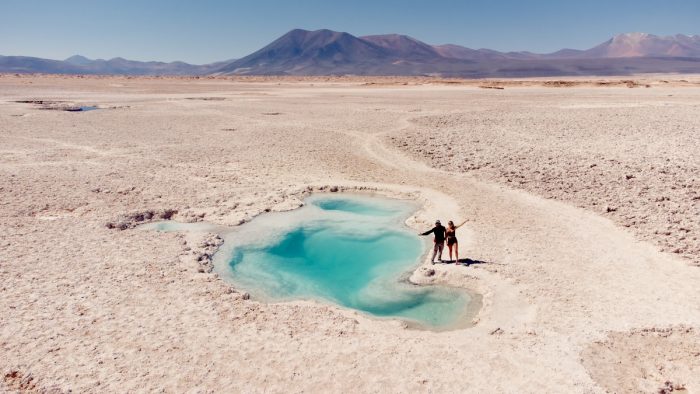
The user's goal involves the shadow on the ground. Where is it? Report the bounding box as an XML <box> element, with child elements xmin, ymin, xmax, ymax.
<box><xmin>440</xmin><ymin>258</ymin><xmax>491</xmax><ymax>266</ymax></box>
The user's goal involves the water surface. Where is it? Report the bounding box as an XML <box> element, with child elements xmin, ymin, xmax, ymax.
<box><xmin>213</xmin><ymin>194</ymin><xmax>474</xmax><ymax>329</ymax></box>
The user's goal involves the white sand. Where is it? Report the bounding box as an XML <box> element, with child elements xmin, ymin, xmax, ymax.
<box><xmin>1</xmin><ymin>74</ymin><xmax>699</xmax><ymax>393</ymax></box>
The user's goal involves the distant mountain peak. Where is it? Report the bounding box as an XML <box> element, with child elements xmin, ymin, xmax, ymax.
<box><xmin>610</xmin><ymin>32</ymin><xmax>651</xmax><ymax>45</ymax></box>
<box><xmin>615</xmin><ymin>32</ymin><xmax>650</xmax><ymax>39</ymax></box>
<box><xmin>590</xmin><ymin>32</ymin><xmax>700</xmax><ymax>58</ymax></box>
<box><xmin>64</xmin><ymin>54</ymin><xmax>92</xmax><ymax>65</ymax></box>
<box><xmin>214</xmin><ymin>28</ymin><xmax>394</xmax><ymax>75</ymax></box>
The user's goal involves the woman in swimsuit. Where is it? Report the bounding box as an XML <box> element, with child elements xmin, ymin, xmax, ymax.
<box><xmin>446</xmin><ymin>220</ymin><xmax>467</xmax><ymax>263</ymax></box>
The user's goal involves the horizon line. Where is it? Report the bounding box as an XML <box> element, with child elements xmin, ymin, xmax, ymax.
<box><xmin>2</xmin><ymin>28</ymin><xmax>699</xmax><ymax>65</ymax></box>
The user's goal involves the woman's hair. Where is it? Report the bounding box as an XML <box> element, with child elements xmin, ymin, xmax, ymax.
<box><xmin>448</xmin><ymin>220</ymin><xmax>454</xmax><ymax>228</ymax></box>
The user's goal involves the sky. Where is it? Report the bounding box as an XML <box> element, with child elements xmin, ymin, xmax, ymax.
<box><xmin>1</xmin><ymin>0</ymin><xmax>698</xmax><ymax>64</ymax></box>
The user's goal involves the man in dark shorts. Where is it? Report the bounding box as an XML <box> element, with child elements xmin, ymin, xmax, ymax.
<box><xmin>420</xmin><ymin>220</ymin><xmax>446</xmax><ymax>264</ymax></box>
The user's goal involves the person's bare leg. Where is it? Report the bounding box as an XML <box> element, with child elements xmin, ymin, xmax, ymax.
<box><xmin>430</xmin><ymin>243</ymin><xmax>437</xmax><ymax>264</ymax></box>
<box><xmin>455</xmin><ymin>243</ymin><xmax>459</xmax><ymax>264</ymax></box>
<box><xmin>447</xmin><ymin>244</ymin><xmax>453</xmax><ymax>262</ymax></box>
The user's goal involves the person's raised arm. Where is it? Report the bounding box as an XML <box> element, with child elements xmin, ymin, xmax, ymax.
<box><xmin>456</xmin><ymin>220</ymin><xmax>468</xmax><ymax>228</ymax></box>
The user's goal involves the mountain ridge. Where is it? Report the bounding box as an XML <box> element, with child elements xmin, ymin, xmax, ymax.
<box><xmin>0</xmin><ymin>54</ymin><xmax>229</xmax><ymax>75</ymax></box>
<box><xmin>211</xmin><ymin>29</ymin><xmax>700</xmax><ymax>76</ymax></box>
<box><xmin>2</xmin><ymin>30</ymin><xmax>700</xmax><ymax>76</ymax></box>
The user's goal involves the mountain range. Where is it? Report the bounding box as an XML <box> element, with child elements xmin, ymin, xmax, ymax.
<box><xmin>2</xmin><ymin>30</ymin><xmax>700</xmax><ymax>77</ymax></box>
<box><xmin>0</xmin><ymin>54</ymin><xmax>230</xmax><ymax>76</ymax></box>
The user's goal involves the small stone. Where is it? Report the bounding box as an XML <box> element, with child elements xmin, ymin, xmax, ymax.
<box><xmin>329</xmin><ymin>186</ymin><xmax>339</xmax><ymax>192</ymax></box>
<box><xmin>424</xmin><ymin>268</ymin><xmax>436</xmax><ymax>277</ymax></box>
<box><xmin>241</xmin><ymin>292</ymin><xmax>251</xmax><ymax>300</ymax></box>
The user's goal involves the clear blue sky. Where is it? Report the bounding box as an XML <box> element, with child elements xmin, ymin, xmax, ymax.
<box><xmin>1</xmin><ymin>0</ymin><xmax>698</xmax><ymax>64</ymax></box>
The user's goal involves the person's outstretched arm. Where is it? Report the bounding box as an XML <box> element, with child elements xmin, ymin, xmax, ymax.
<box><xmin>456</xmin><ymin>220</ymin><xmax>468</xmax><ymax>228</ymax></box>
<box><xmin>420</xmin><ymin>227</ymin><xmax>435</xmax><ymax>236</ymax></box>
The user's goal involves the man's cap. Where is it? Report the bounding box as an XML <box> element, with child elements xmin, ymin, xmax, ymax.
<box><xmin>435</xmin><ymin>220</ymin><xmax>441</xmax><ymax>224</ymax></box>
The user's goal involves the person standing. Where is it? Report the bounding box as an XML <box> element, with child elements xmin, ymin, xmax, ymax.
<box><xmin>446</xmin><ymin>220</ymin><xmax>467</xmax><ymax>263</ymax></box>
<box><xmin>420</xmin><ymin>220</ymin><xmax>446</xmax><ymax>264</ymax></box>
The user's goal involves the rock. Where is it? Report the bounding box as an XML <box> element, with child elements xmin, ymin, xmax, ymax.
<box><xmin>105</xmin><ymin>208</ymin><xmax>178</xmax><ymax>230</ymax></box>
<box><xmin>241</xmin><ymin>292</ymin><xmax>251</xmax><ymax>300</ymax></box>
<box><xmin>423</xmin><ymin>268</ymin><xmax>436</xmax><ymax>277</ymax></box>
<box><xmin>329</xmin><ymin>186</ymin><xmax>339</xmax><ymax>192</ymax></box>
<box><xmin>605</xmin><ymin>205</ymin><xmax>617</xmax><ymax>213</ymax></box>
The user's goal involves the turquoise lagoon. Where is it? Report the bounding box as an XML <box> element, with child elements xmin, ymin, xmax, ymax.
<box><xmin>147</xmin><ymin>194</ymin><xmax>476</xmax><ymax>329</ymax></box>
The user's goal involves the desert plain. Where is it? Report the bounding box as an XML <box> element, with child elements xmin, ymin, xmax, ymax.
<box><xmin>1</xmin><ymin>74</ymin><xmax>700</xmax><ymax>393</ymax></box>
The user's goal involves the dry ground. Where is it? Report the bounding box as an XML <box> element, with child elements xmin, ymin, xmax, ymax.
<box><xmin>388</xmin><ymin>86</ymin><xmax>700</xmax><ymax>265</ymax></box>
<box><xmin>1</xmin><ymin>74</ymin><xmax>699</xmax><ymax>393</ymax></box>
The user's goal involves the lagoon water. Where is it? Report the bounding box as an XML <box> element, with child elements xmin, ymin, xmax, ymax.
<box><xmin>215</xmin><ymin>194</ymin><xmax>473</xmax><ymax>329</ymax></box>
<box><xmin>143</xmin><ymin>194</ymin><xmax>474</xmax><ymax>328</ymax></box>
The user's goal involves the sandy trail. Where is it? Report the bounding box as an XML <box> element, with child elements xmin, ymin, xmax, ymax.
<box><xmin>1</xmin><ymin>75</ymin><xmax>699</xmax><ymax>393</ymax></box>
<box><xmin>343</xmin><ymin>97</ymin><xmax>700</xmax><ymax>331</ymax></box>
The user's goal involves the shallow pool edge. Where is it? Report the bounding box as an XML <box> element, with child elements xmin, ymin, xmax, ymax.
<box><xmin>137</xmin><ymin>186</ymin><xmax>486</xmax><ymax>332</ymax></box>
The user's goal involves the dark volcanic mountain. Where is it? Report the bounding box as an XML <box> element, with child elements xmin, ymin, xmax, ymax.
<box><xmin>0</xmin><ymin>54</ymin><xmax>225</xmax><ymax>75</ymax></box>
<box><xmin>215</xmin><ymin>29</ymin><xmax>477</xmax><ymax>76</ymax></box>
<box><xmin>215</xmin><ymin>29</ymin><xmax>393</xmax><ymax>75</ymax></box>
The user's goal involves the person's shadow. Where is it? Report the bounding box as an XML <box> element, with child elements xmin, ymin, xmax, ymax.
<box><xmin>443</xmin><ymin>258</ymin><xmax>491</xmax><ymax>266</ymax></box>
